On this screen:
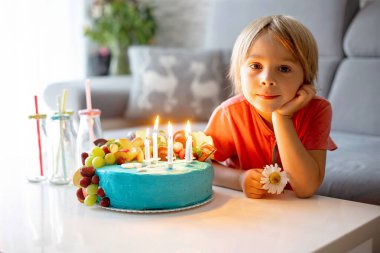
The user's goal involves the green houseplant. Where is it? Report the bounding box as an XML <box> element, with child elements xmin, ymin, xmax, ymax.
<box><xmin>84</xmin><ymin>0</ymin><xmax>156</xmax><ymax>75</ymax></box>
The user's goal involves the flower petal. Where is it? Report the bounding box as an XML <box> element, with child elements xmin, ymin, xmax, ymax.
<box><xmin>260</xmin><ymin>164</ymin><xmax>288</xmax><ymax>194</ymax></box>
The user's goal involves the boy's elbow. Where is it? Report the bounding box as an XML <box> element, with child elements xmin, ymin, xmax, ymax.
<box><xmin>295</xmin><ymin>192</ymin><xmax>314</xmax><ymax>199</ymax></box>
<box><xmin>293</xmin><ymin>177</ymin><xmax>323</xmax><ymax>199</ymax></box>
<box><xmin>294</xmin><ymin>187</ymin><xmax>318</xmax><ymax>199</ymax></box>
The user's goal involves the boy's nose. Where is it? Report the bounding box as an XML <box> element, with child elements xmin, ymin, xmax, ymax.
<box><xmin>260</xmin><ymin>69</ymin><xmax>276</xmax><ymax>86</ymax></box>
<box><xmin>260</xmin><ymin>80</ymin><xmax>275</xmax><ymax>86</ymax></box>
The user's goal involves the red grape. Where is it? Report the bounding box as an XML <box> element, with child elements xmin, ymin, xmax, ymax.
<box><xmin>97</xmin><ymin>187</ymin><xmax>105</xmax><ymax>197</ymax></box>
<box><xmin>116</xmin><ymin>157</ymin><xmax>127</xmax><ymax>165</ymax></box>
<box><xmin>81</xmin><ymin>152</ymin><xmax>89</xmax><ymax>165</ymax></box>
<box><xmin>100</xmin><ymin>197</ymin><xmax>110</xmax><ymax>207</ymax></box>
<box><xmin>91</xmin><ymin>175</ymin><xmax>99</xmax><ymax>185</ymax></box>
<box><xmin>80</xmin><ymin>177</ymin><xmax>91</xmax><ymax>188</ymax></box>
<box><xmin>76</xmin><ymin>188</ymin><xmax>85</xmax><ymax>202</ymax></box>
<box><xmin>80</xmin><ymin>166</ymin><xmax>95</xmax><ymax>177</ymax></box>
<box><xmin>102</xmin><ymin>145</ymin><xmax>110</xmax><ymax>155</ymax></box>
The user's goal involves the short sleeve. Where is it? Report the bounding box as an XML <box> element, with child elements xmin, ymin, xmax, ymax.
<box><xmin>296</xmin><ymin>99</ymin><xmax>337</xmax><ymax>151</ymax></box>
<box><xmin>204</xmin><ymin>105</ymin><xmax>236</xmax><ymax>162</ymax></box>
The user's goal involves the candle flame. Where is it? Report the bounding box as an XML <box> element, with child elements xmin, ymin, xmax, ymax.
<box><xmin>185</xmin><ymin>120</ymin><xmax>191</xmax><ymax>137</ymax></box>
<box><xmin>154</xmin><ymin>115</ymin><xmax>159</xmax><ymax>130</ymax></box>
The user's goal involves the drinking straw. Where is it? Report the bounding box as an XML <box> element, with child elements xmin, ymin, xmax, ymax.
<box><xmin>34</xmin><ymin>95</ymin><xmax>44</xmax><ymax>176</ymax></box>
<box><xmin>61</xmin><ymin>89</ymin><xmax>67</xmax><ymax>113</ymax></box>
<box><xmin>85</xmin><ymin>79</ymin><xmax>95</xmax><ymax>144</ymax></box>
<box><xmin>85</xmin><ymin>79</ymin><xmax>92</xmax><ymax>111</ymax></box>
<box><xmin>57</xmin><ymin>95</ymin><xmax>67</xmax><ymax>179</ymax></box>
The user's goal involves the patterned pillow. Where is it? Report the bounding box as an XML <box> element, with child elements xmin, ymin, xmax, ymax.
<box><xmin>125</xmin><ymin>46</ymin><xmax>225</xmax><ymax>122</ymax></box>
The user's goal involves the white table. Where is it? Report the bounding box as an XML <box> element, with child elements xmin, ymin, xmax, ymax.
<box><xmin>1</xmin><ymin>162</ymin><xmax>379</xmax><ymax>253</ymax></box>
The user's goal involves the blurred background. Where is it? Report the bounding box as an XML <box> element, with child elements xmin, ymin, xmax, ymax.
<box><xmin>0</xmin><ymin>0</ymin><xmax>376</xmax><ymax>155</ymax></box>
<box><xmin>0</xmin><ymin>0</ymin><xmax>210</xmax><ymax>154</ymax></box>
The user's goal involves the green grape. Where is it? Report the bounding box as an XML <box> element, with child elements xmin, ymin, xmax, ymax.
<box><xmin>84</xmin><ymin>194</ymin><xmax>97</xmax><ymax>206</ymax></box>
<box><xmin>86</xmin><ymin>184</ymin><xmax>99</xmax><ymax>195</ymax></box>
<box><xmin>104</xmin><ymin>153</ymin><xmax>116</xmax><ymax>165</ymax></box>
<box><xmin>85</xmin><ymin>156</ymin><xmax>95</xmax><ymax>167</ymax></box>
<box><xmin>91</xmin><ymin>146</ymin><xmax>105</xmax><ymax>158</ymax></box>
<box><xmin>92</xmin><ymin>156</ymin><xmax>105</xmax><ymax>168</ymax></box>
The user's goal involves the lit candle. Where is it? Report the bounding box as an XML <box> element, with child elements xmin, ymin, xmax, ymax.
<box><xmin>144</xmin><ymin>128</ymin><xmax>150</xmax><ymax>163</ymax></box>
<box><xmin>167</xmin><ymin>121</ymin><xmax>173</xmax><ymax>165</ymax></box>
<box><xmin>152</xmin><ymin>116</ymin><xmax>159</xmax><ymax>163</ymax></box>
<box><xmin>185</xmin><ymin>120</ymin><xmax>192</xmax><ymax>163</ymax></box>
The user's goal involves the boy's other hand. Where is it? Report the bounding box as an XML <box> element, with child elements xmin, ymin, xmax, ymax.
<box><xmin>275</xmin><ymin>84</ymin><xmax>316</xmax><ymax>118</ymax></box>
<box><xmin>239</xmin><ymin>169</ymin><xmax>267</xmax><ymax>199</ymax></box>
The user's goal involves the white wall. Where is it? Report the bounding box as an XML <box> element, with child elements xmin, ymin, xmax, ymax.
<box><xmin>147</xmin><ymin>0</ymin><xmax>211</xmax><ymax>48</ymax></box>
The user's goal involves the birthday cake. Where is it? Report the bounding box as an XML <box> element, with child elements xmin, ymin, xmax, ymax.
<box><xmin>73</xmin><ymin>130</ymin><xmax>216</xmax><ymax>211</ymax></box>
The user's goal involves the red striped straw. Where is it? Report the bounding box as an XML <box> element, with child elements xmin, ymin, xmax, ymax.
<box><xmin>34</xmin><ymin>95</ymin><xmax>44</xmax><ymax>176</ymax></box>
<box><xmin>85</xmin><ymin>79</ymin><xmax>92</xmax><ymax>111</ymax></box>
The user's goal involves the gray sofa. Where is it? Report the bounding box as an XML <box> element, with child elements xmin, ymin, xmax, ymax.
<box><xmin>44</xmin><ymin>0</ymin><xmax>380</xmax><ymax>205</ymax></box>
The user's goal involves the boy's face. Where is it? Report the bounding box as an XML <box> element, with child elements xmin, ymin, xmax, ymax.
<box><xmin>240</xmin><ymin>32</ymin><xmax>304</xmax><ymax>117</ymax></box>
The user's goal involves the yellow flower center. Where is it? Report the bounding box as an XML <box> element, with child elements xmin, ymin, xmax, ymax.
<box><xmin>269</xmin><ymin>172</ymin><xmax>281</xmax><ymax>185</ymax></box>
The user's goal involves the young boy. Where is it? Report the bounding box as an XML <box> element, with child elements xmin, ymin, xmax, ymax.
<box><xmin>205</xmin><ymin>15</ymin><xmax>337</xmax><ymax>199</ymax></box>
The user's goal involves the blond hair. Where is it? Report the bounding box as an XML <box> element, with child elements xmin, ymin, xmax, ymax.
<box><xmin>229</xmin><ymin>15</ymin><xmax>318</xmax><ymax>94</ymax></box>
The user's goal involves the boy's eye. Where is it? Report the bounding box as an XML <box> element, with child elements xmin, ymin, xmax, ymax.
<box><xmin>249</xmin><ymin>63</ymin><xmax>262</xmax><ymax>70</ymax></box>
<box><xmin>279</xmin><ymin>65</ymin><xmax>291</xmax><ymax>73</ymax></box>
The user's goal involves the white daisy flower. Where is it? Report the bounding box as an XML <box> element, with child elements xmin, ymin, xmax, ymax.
<box><xmin>260</xmin><ymin>163</ymin><xmax>289</xmax><ymax>195</ymax></box>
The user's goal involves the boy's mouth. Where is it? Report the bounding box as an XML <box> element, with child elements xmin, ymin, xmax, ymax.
<box><xmin>256</xmin><ymin>94</ymin><xmax>280</xmax><ymax>100</ymax></box>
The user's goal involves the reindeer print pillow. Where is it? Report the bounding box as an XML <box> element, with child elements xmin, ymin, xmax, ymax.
<box><xmin>125</xmin><ymin>46</ymin><xmax>225</xmax><ymax>121</ymax></box>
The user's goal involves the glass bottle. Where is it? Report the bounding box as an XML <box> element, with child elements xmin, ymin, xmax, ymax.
<box><xmin>76</xmin><ymin>109</ymin><xmax>103</xmax><ymax>164</ymax></box>
<box><xmin>63</xmin><ymin>111</ymin><xmax>78</xmax><ymax>140</ymax></box>
<box><xmin>49</xmin><ymin>113</ymin><xmax>76</xmax><ymax>185</ymax></box>
<box><xmin>27</xmin><ymin>114</ymin><xmax>48</xmax><ymax>182</ymax></box>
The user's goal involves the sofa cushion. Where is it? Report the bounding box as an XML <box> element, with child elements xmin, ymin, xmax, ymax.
<box><xmin>317</xmin><ymin>58</ymin><xmax>341</xmax><ymax>98</ymax></box>
<box><xmin>317</xmin><ymin>131</ymin><xmax>380</xmax><ymax>205</ymax></box>
<box><xmin>344</xmin><ymin>1</ymin><xmax>380</xmax><ymax>57</ymax></box>
<box><xmin>126</xmin><ymin>46</ymin><xmax>225</xmax><ymax>123</ymax></box>
<box><xmin>328</xmin><ymin>59</ymin><xmax>380</xmax><ymax>136</ymax></box>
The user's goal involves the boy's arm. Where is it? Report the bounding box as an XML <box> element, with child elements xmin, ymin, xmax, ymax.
<box><xmin>212</xmin><ymin>162</ymin><xmax>267</xmax><ymax>198</ymax></box>
<box><xmin>212</xmin><ymin>162</ymin><xmax>244</xmax><ymax>191</ymax></box>
<box><xmin>273</xmin><ymin>113</ymin><xmax>326</xmax><ymax>198</ymax></box>
<box><xmin>273</xmin><ymin>85</ymin><xmax>325</xmax><ymax>198</ymax></box>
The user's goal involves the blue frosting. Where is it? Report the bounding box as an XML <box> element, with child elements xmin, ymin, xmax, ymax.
<box><xmin>95</xmin><ymin>161</ymin><xmax>214</xmax><ymax>210</ymax></box>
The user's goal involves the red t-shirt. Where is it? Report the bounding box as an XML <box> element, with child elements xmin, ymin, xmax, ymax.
<box><xmin>204</xmin><ymin>94</ymin><xmax>337</xmax><ymax>170</ymax></box>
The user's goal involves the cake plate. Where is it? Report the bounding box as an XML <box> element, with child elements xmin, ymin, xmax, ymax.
<box><xmin>97</xmin><ymin>194</ymin><xmax>214</xmax><ymax>214</ymax></box>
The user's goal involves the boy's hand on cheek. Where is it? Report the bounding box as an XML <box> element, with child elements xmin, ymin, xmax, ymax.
<box><xmin>275</xmin><ymin>84</ymin><xmax>316</xmax><ymax>119</ymax></box>
<box><xmin>239</xmin><ymin>169</ymin><xmax>267</xmax><ymax>199</ymax></box>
